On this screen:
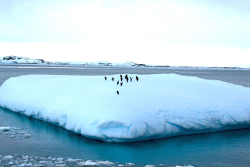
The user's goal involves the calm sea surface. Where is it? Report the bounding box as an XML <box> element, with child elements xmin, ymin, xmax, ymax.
<box><xmin>1</xmin><ymin>65</ymin><xmax>250</xmax><ymax>166</ymax></box>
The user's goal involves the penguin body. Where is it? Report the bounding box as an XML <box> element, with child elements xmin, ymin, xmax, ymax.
<box><xmin>136</xmin><ymin>76</ymin><xmax>139</xmax><ymax>81</ymax></box>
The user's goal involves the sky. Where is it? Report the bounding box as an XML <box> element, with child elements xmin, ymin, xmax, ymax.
<box><xmin>0</xmin><ymin>0</ymin><xmax>250</xmax><ymax>67</ymax></box>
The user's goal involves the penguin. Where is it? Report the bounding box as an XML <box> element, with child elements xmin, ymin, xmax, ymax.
<box><xmin>125</xmin><ymin>74</ymin><xmax>128</xmax><ymax>80</ymax></box>
<box><xmin>120</xmin><ymin>77</ymin><xmax>123</xmax><ymax>81</ymax></box>
<box><xmin>126</xmin><ymin>77</ymin><xmax>129</xmax><ymax>83</ymax></box>
<box><xmin>130</xmin><ymin>77</ymin><xmax>133</xmax><ymax>82</ymax></box>
<box><xmin>120</xmin><ymin>74</ymin><xmax>122</xmax><ymax>78</ymax></box>
<box><xmin>112</xmin><ymin>77</ymin><xmax>114</xmax><ymax>81</ymax></box>
<box><xmin>120</xmin><ymin>82</ymin><xmax>123</xmax><ymax>86</ymax></box>
<box><xmin>117</xmin><ymin>90</ymin><xmax>119</xmax><ymax>95</ymax></box>
<box><xmin>117</xmin><ymin>81</ymin><xmax>119</xmax><ymax>85</ymax></box>
<box><xmin>104</xmin><ymin>76</ymin><xmax>107</xmax><ymax>80</ymax></box>
<box><xmin>136</xmin><ymin>76</ymin><xmax>139</xmax><ymax>81</ymax></box>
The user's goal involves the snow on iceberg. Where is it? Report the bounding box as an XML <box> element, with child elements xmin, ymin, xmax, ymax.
<box><xmin>0</xmin><ymin>74</ymin><xmax>250</xmax><ymax>142</ymax></box>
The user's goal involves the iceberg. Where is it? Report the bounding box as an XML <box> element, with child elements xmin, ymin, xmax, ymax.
<box><xmin>0</xmin><ymin>74</ymin><xmax>250</xmax><ymax>142</ymax></box>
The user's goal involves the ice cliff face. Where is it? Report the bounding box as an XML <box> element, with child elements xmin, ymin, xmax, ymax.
<box><xmin>0</xmin><ymin>74</ymin><xmax>250</xmax><ymax>142</ymax></box>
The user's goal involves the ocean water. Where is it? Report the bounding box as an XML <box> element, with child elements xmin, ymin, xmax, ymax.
<box><xmin>1</xmin><ymin>65</ymin><xmax>250</xmax><ymax>166</ymax></box>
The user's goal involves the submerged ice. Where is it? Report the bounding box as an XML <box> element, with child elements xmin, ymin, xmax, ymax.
<box><xmin>0</xmin><ymin>74</ymin><xmax>250</xmax><ymax>142</ymax></box>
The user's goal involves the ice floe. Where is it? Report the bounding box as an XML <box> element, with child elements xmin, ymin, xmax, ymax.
<box><xmin>0</xmin><ymin>74</ymin><xmax>250</xmax><ymax>142</ymax></box>
<box><xmin>1</xmin><ymin>154</ymin><xmax>193</xmax><ymax>167</ymax></box>
<box><xmin>0</xmin><ymin>126</ymin><xmax>30</xmax><ymax>139</ymax></box>
<box><xmin>0</xmin><ymin>127</ymin><xmax>11</xmax><ymax>131</ymax></box>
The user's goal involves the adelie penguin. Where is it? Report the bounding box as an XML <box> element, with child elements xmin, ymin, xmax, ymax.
<box><xmin>112</xmin><ymin>77</ymin><xmax>114</xmax><ymax>81</ymax></box>
<box><xmin>130</xmin><ymin>77</ymin><xmax>133</xmax><ymax>82</ymax></box>
<box><xmin>120</xmin><ymin>82</ymin><xmax>123</xmax><ymax>86</ymax></box>
<box><xmin>117</xmin><ymin>81</ymin><xmax>119</xmax><ymax>85</ymax></box>
<box><xmin>136</xmin><ymin>76</ymin><xmax>139</xmax><ymax>81</ymax></box>
<box><xmin>126</xmin><ymin>78</ymin><xmax>129</xmax><ymax>83</ymax></box>
<box><xmin>104</xmin><ymin>76</ymin><xmax>107</xmax><ymax>80</ymax></box>
<box><xmin>125</xmin><ymin>74</ymin><xmax>129</xmax><ymax>82</ymax></box>
<box><xmin>117</xmin><ymin>90</ymin><xmax>119</xmax><ymax>95</ymax></box>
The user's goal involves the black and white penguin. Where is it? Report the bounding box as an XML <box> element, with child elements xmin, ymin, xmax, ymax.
<box><xmin>104</xmin><ymin>76</ymin><xmax>107</xmax><ymax>80</ymax></box>
<box><xmin>112</xmin><ymin>77</ymin><xmax>114</xmax><ymax>81</ymax></box>
<box><xmin>117</xmin><ymin>81</ymin><xmax>119</xmax><ymax>85</ymax></box>
<box><xmin>136</xmin><ymin>76</ymin><xmax>139</xmax><ymax>81</ymax></box>
<box><xmin>117</xmin><ymin>90</ymin><xmax>119</xmax><ymax>95</ymax></box>
<box><xmin>130</xmin><ymin>77</ymin><xmax>133</xmax><ymax>82</ymax></box>
<box><xmin>120</xmin><ymin>82</ymin><xmax>123</xmax><ymax>86</ymax></box>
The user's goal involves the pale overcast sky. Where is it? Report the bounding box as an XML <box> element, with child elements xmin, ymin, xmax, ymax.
<box><xmin>0</xmin><ymin>0</ymin><xmax>250</xmax><ymax>67</ymax></box>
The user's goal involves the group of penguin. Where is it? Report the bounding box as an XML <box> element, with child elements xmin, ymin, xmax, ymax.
<box><xmin>104</xmin><ymin>74</ymin><xmax>139</xmax><ymax>95</ymax></box>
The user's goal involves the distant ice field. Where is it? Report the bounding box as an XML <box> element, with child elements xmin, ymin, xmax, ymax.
<box><xmin>0</xmin><ymin>74</ymin><xmax>250</xmax><ymax>142</ymax></box>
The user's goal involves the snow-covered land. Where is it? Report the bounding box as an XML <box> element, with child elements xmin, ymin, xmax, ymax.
<box><xmin>0</xmin><ymin>56</ymin><xmax>45</xmax><ymax>64</ymax></box>
<box><xmin>0</xmin><ymin>56</ymin><xmax>151</xmax><ymax>67</ymax></box>
<box><xmin>0</xmin><ymin>74</ymin><xmax>250</xmax><ymax>142</ymax></box>
<box><xmin>1</xmin><ymin>56</ymin><xmax>245</xmax><ymax>68</ymax></box>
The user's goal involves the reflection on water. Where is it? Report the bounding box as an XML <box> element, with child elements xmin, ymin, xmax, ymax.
<box><xmin>1</xmin><ymin>107</ymin><xmax>250</xmax><ymax>166</ymax></box>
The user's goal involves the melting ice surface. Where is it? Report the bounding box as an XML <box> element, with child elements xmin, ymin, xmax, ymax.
<box><xmin>0</xmin><ymin>74</ymin><xmax>250</xmax><ymax>142</ymax></box>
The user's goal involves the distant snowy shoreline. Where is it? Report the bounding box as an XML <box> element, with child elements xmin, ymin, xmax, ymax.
<box><xmin>0</xmin><ymin>55</ymin><xmax>248</xmax><ymax>69</ymax></box>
